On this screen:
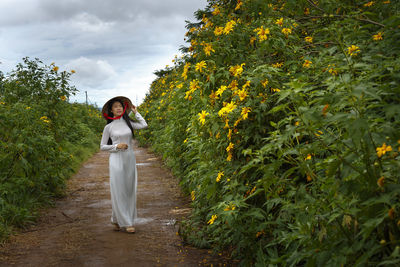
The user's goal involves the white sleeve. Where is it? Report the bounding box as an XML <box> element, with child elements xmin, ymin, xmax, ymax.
<box><xmin>100</xmin><ymin>124</ymin><xmax>118</xmax><ymax>152</ymax></box>
<box><xmin>130</xmin><ymin>112</ymin><xmax>148</xmax><ymax>130</ymax></box>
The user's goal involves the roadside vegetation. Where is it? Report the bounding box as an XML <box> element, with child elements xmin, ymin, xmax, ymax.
<box><xmin>136</xmin><ymin>0</ymin><xmax>400</xmax><ymax>265</ymax></box>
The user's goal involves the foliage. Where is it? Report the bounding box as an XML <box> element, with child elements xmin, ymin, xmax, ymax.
<box><xmin>0</xmin><ymin>57</ymin><xmax>104</xmax><ymax>241</ymax></box>
<box><xmin>137</xmin><ymin>0</ymin><xmax>400</xmax><ymax>265</ymax></box>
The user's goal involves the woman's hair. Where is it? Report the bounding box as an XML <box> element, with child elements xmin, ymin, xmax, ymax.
<box><xmin>106</xmin><ymin>99</ymin><xmax>135</xmax><ymax>145</ymax></box>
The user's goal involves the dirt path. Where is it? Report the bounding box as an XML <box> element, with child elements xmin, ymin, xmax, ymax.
<box><xmin>0</xmin><ymin>140</ymin><xmax>234</xmax><ymax>267</ymax></box>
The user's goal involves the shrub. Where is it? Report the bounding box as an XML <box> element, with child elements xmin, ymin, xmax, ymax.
<box><xmin>0</xmin><ymin>57</ymin><xmax>104</xmax><ymax>241</ymax></box>
<box><xmin>136</xmin><ymin>0</ymin><xmax>400</xmax><ymax>266</ymax></box>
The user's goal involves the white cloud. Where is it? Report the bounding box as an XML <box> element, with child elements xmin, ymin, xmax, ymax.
<box><xmin>71</xmin><ymin>12</ymin><xmax>115</xmax><ymax>33</ymax></box>
<box><xmin>65</xmin><ymin>57</ymin><xmax>117</xmax><ymax>87</ymax></box>
<box><xmin>0</xmin><ymin>0</ymin><xmax>208</xmax><ymax>106</ymax></box>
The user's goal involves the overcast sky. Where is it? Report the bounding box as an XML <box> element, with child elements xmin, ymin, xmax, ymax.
<box><xmin>0</xmin><ymin>0</ymin><xmax>207</xmax><ymax>107</ymax></box>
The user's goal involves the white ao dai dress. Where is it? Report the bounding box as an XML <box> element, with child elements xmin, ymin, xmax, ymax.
<box><xmin>100</xmin><ymin>112</ymin><xmax>147</xmax><ymax>227</ymax></box>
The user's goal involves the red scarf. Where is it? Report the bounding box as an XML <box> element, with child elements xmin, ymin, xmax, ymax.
<box><xmin>103</xmin><ymin>102</ymin><xmax>128</xmax><ymax>120</ymax></box>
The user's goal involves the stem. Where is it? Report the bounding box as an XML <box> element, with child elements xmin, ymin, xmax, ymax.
<box><xmin>306</xmin><ymin>0</ymin><xmax>326</xmax><ymax>14</ymax></box>
<box><xmin>316</xmin><ymin>134</ymin><xmax>364</xmax><ymax>176</ymax></box>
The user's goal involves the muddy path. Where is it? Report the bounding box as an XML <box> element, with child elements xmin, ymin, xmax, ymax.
<box><xmin>0</xmin><ymin>140</ymin><xmax>235</xmax><ymax>267</ymax></box>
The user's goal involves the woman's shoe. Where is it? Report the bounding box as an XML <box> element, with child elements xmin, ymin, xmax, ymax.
<box><xmin>121</xmin><ymin>226</ymin><xmax>136</xmax><ymax>233</ymax></box>
<box><xmin>112</xmin><ymin>223</ymin><xmax>120</xmax><ymax>231</ymax></box>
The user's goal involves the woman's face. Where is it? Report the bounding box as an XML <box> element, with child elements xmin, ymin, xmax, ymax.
<box><xmin>111</xmin><ymin>101</ymin><xmax>124</xmax><ymax>117</ymax></box>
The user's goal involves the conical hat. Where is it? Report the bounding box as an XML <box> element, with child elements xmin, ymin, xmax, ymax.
<box><xmin>101</xmin><ymin>96</ymin><xmax>133</xmax><ymax>120</ymax></box>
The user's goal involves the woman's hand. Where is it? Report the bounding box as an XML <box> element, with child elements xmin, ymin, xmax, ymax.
<box><xmin>117</xmin><ymin>143</ymin><xmax>128</xmax><ymax>150</ymax></box>
<box><xmin>131</xmin><ymin>105</ymin><xmax>137</xmax><ymax>114</ymax></box>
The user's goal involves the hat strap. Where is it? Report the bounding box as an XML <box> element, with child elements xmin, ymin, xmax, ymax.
<box><xmin>103</xmin><ymin>102</ymin><xmax>128</xmax><ymax>120</ymax></box>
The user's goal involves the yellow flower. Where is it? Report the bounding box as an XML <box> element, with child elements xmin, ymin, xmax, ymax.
<box><xmin>60</xmin><ymin>95</ymin><xmax>67</xmax><ymax>101</ymax></box>
<box><xmin>207</xmin><ymin>214</ymin><xmax>218</xmax><ymax>225</ymax></box>
<box><xmin>223</xmin><ymin>20</ymin><xmax>236</xmax><ymax>35</ymax></box>
<box><xmin>275</xmin><ymin>18</ymin><xmax>284</xmax><ymax>27</ymax></box>
<box><xmin>218</xmin><ymin>101</ymin><xmax>237</xmax><ymax>117</ymax></box>
<box><xmin>234</xmin><ymin>118</ymin><xmax>241</xmax><ymax>127</ymax></box>
<box><xmin>25</xmin><ymin>106</ymin><xmax>31</xmax><ymax>110</ymax></box>
<box><xmin>261</xmin><ymin>79</ymin><xmax>269</xmax><ymax>88</ymax></box>
<box><xmin>215</xmin><ymin>85</ymin><xmax>227</xmax><ymax>97</ymax></box>
<box><xmin>53</xmin><ymin>66</ymin><xmax>59</xmax><ymax>72</ymax></box>
<box><xmin>224</xmin><ymin>204</ymin><xmax>236</xmax><ymax>211</ymax></box>
<box><xmin>241</xmin><ymin>107</ymin><xmax>251</xmax><ymax>120</ymax></box>
<box><xmin>198</xmin><ymin>110</ymin><xmax>209</xmax><ymax>125</ymax></box>
<box><xmin>182</xmin><ymin>63</ymin><xmax>190</xmax><ymax>80</ymax></box>
<box><xmin>226</xmin><ymin>142</ymin><xmax>234</xmax><ymax>152</ymax></box>
<box><xmin>183</xmin><ymin>138</ymin><xmax>188</xmax><ymax>143</ymax></box>
<box><xmin>227</xmin><ymin>152</ymin><xmax>233</xmax><ymax>161</ymax></box>
<box><xmin>347</xmin><ymin>45</ymin><xmax>360</xmax><ymax>56</ymax></box>
<box><xmin>304</xmin><ymin>8</ymin><xmax>310</xmax><ymax>15</ymax></box>
<box><xmin>212</xmin><ymin>5</ymin><xmax>221</xmax><ymax>16</ymax></box>
<box><xmin>303</xmin><ymin>60</ymin><xmax>312</xmax><ymax>68</ymax></box>
<box><xmin>315</xmin><ymin>130</ymin><xmax>324</xmax><ymax>137</ymax></box>
<box><xmin>272</xmin><ymin>62</ymin><xmax>283</xmax><ymax>68</ymax></box>
<box><xmin>203</xmin><ymin>43</ymin><xmax>215</xmax><ymax>56</ymax></box>
<box><xmin>235</xmin><ymin>0</ymin><xmax>243</xmax><ymax>10</ymax></box>
<box><xmin>227</xmin><ymin>128</ymin><xmax>232</xmax><ymax>140</ymax></box>
<box><xmin>373</xmin><ymin>32</ymin><xmax>383</xmax><ymax>41</ymax></box>
<box><xmin>195</xmin><ymin>61</ymin><xmax>207</xmax><ymax>73</ymax></box>
<box><xmin>185</xmin><ymin>80</ymin><xmax>200</xmax><ymax>100</ymax></box>
<box><xmin>305</xmin><ymin>154</ymin><xmax>312</xmax><ymax>160</ymax></box>
<box><xmin>271</xmin><ymin>88</ymin><xmax>281</xmax><ymax>93</ymax></box>
<box><xmin>305</xmin><ymin>36</ymin><xmax>313</xmax><ymax>43</ymax></box>
<box><xmin>238</xmin><ymin>89</ymin><xmax>248</xmax><ymax>101</ymax></box>
<box><xmin>189</xmin><ymin>80</ymin><xmax>200</xmax><ymax>91</ymax></box>
<box><xmin>229</xmin><ymin>63</ymin><xmax>245</xmax><ymax>77</ymax></box>
<box><xmin>191</xmin><ymin>191</ymin><xmax>195</xmax><ymax>201</ymax></box>
<box><xmin>364</xmin><ymin>1</ymin><xmax>374</xmax><ymax>7</ymax></box>
<box><xmin>40</xmin><ymin>116</ymin><xmax>50</xmax><ymax>123</ymax></box>
<box><xmin>256</xmin><ymin>230</ymin><xmax>265</xmax><ymax>238</ymax></box>
<box><xmin>214</xmin><ymin>26</ymin><xmax>224</xmax><ymax>36</ymax></box>
<box><xmin>282</xmin><ymin>28</ymin><xmax>292</xmax><ymax>36</ymax></box>
<box><xmin>242</xmin><ymin>80</ymin><xmax>251</xmax><ymax>90</ymax></box>
<box><xmin>254</xmin><ymin>26</ymin><xmax>270</xmax><ymax>41</ymax></box>
<box><xmin>376</xmin><ymin>143</ymin><xmax>392</xmax><ymax>157</ymax></box>
<box><xmin>327</xmin><ymin>64</ymin><xmax>338</xmax><ymax>76</ymax></box>
<box><xmin>216</xmin><ymin>171</ymin><xmax>224</xmax><ymax>182</ymax></box>
<box><xmin>229</xmin><ymin>80</ymin><xmax>239</xmax><ymax>91</ymax></box>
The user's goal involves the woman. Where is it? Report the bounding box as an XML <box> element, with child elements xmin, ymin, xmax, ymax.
<box><xmin>100</xmin><ymin>96</ymin><xmax>148</xmax><ymax>233</ymax></box>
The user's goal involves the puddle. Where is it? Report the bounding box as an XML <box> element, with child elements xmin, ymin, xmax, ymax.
<box><xmin>86</xmin><ymin>199</ymin><xmax>111</xmax><ymax>208</ymax></box>
<box><xmin>136</xmin><ymin>162</ymin><xmax>153</xmax><ymax>166</ymax></box>
<box><xmin>84</xmin><ymin>163</ymin><xmax>103</xmax><ymax>169</ymax></box>
<box><xmin>134</xmin><ymin>217</ymin><xmax>154</xmax><ymax>225</ymax></box>
<box><xmin>160</xmin><ymin>219</ymin><xmax>176</xmax><ymax>226</ymax></box>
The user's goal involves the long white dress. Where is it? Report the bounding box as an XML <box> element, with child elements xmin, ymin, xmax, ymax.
<box><xmin>100</xmin><ymin>112</ymin><xmax>148</xmax><ymax>227</ymax></box>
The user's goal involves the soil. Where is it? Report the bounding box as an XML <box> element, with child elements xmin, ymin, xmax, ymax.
<box><xmin>0</xmin><ymin>140</ymin><xmax>235</xmax><ymax>267</ymax></box>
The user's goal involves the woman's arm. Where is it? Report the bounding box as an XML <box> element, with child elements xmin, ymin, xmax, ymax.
<box><xmin>100</xmin><ymin>125</ymin><xmax>118</xmax><ymax>152</ymax></box>
<box><xmin>130</xmin><ymin>112</ymin><xmax>148</xmax><ymax>130</ymax></box>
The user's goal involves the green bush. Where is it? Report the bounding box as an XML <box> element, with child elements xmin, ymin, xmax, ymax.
<box><xmin>0</xmin><ymin>57</ymin><xmax>104</xmax><ymax>241</ymax></box>
<box><xmin>136</xmin><ymin>0</ymin><xmax>400</xmax><ymax>266</ymax></box>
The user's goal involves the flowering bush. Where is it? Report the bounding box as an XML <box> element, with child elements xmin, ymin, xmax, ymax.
<box><xmin>0</xmin><ymin>58</ymin><xmax>104</xmax><ymax>241</ymax></box>
<box><xmin>137</xmin><ymin>0</ymin><xmax>400</xmax><ymax>265</ymax></box>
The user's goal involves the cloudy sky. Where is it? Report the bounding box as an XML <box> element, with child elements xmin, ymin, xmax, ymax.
<box><xmin>0</xmin><ymin>0</ymin><xmax>208</xmax><ymax>107</ymax></box>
